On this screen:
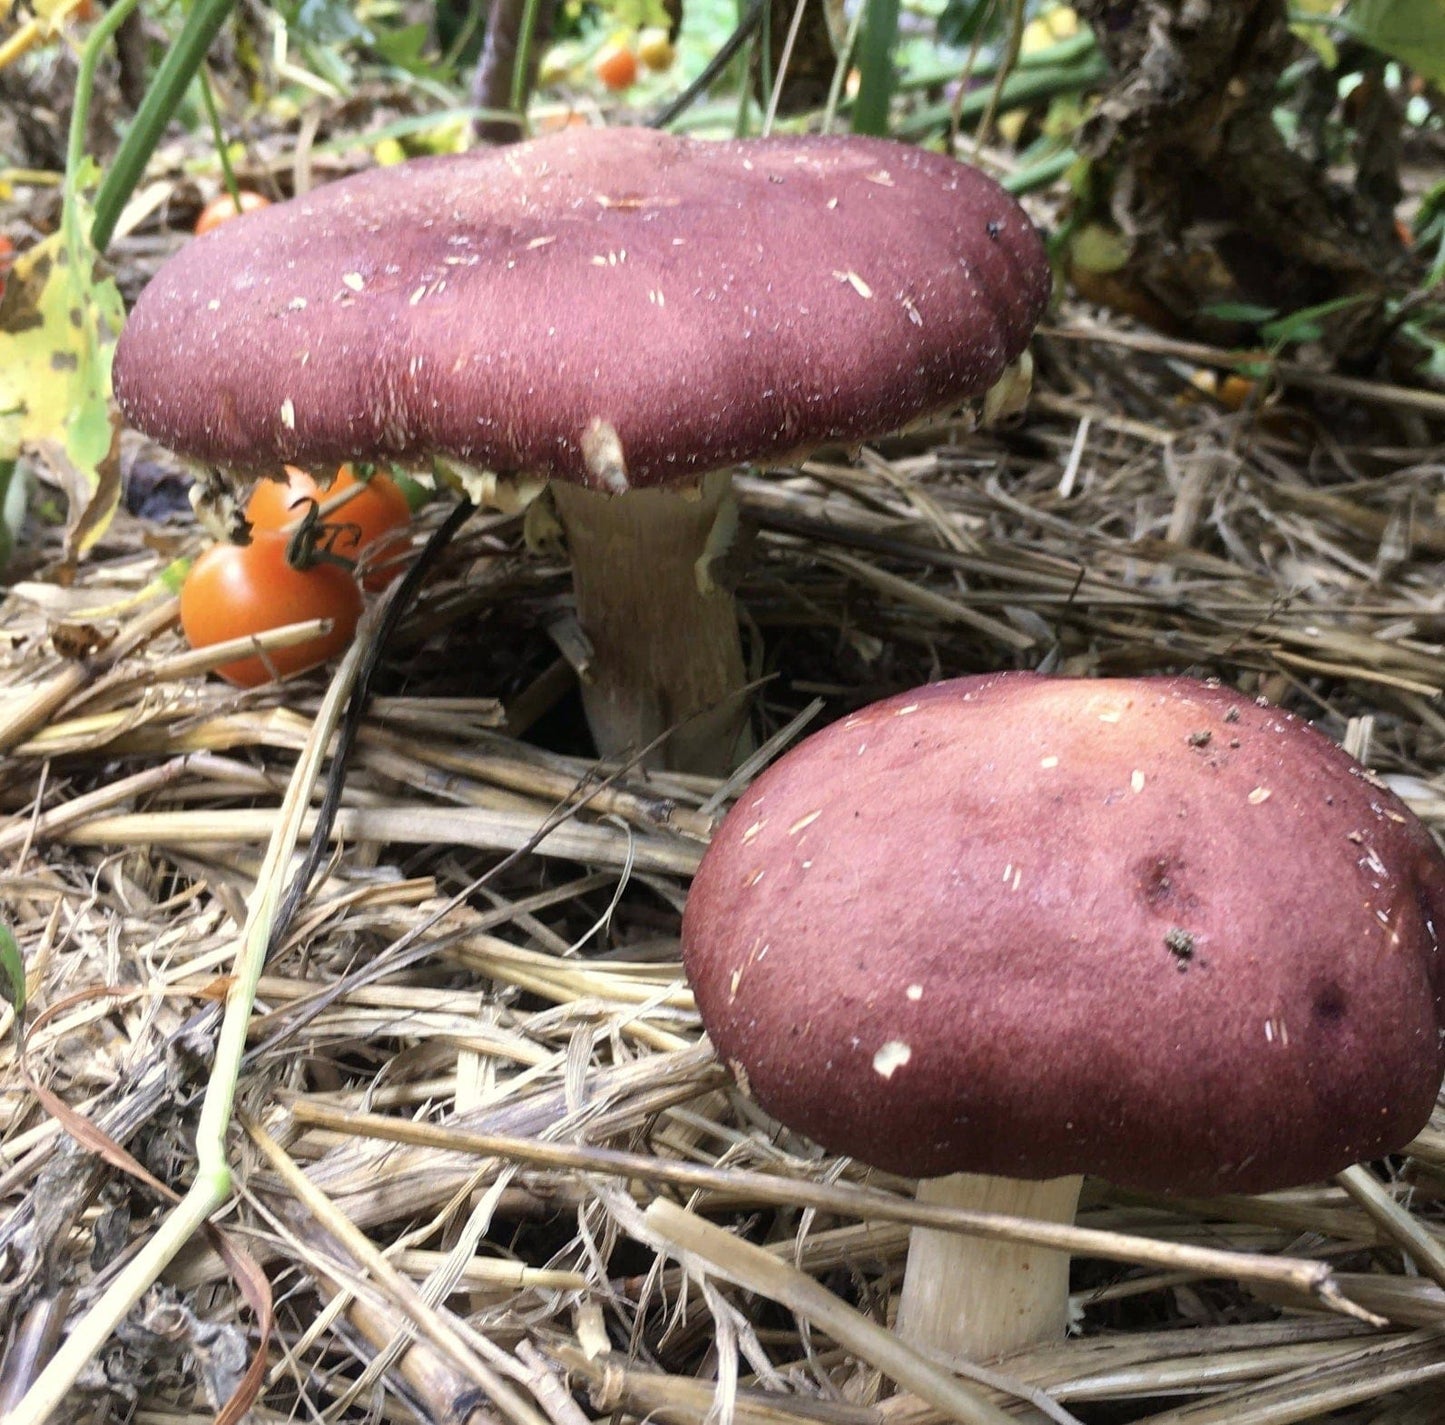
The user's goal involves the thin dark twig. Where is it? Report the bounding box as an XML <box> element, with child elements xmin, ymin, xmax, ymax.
<box><xmin>244</xmin><ymin>707</ymin><xmax>698</xmax><ymax>1065</ymax></box>
<box><xmin>268</xmin><ymin>498</ymin><xmax>477</xmax><ymax>955</ymax></box>
<box><xmin>648</xmin><ymin>0</ymin><xmax>767</xmax><ymax>129</ymax></box>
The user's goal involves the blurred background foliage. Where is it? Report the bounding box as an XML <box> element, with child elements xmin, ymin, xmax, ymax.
<box><xmin>0</xmin><ymin>0</ymin><xmax>1442</xmax><ymax>568</ymax></box>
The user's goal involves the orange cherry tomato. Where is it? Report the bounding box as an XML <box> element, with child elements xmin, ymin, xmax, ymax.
<box><xmin>593</xmin><ymin>40</ymin><xmax>639</xmax><ymax>92</ymax></box>
<box><xmin>180</xmin><ymin>533</ymin><xmax>363</xmax><ymax>687</ymax></box>
<box><xmin>247</xmin><ymin>464</ymin><xmax>412</xmax><ymax>590</ymax></box>
<box><xmin>194</xmin><ymin>190</ymin><xmax>271</xmax><ymax>236</ymax></box>
<box><xmin>0</xmin><ymin>234</ymin><xmax>14</xmax><ymax>298</ymax></box>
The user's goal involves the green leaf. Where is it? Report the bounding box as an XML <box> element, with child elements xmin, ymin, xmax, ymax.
<box><xmin>390</xmin><ymin>469</ymin><xmax>433</xmax><ymax>514</ymax></box>
<box><xmin>158</xmin><ymin>555</ymin><xmax>193</xmax><ymax>595</ymax></box>
<box><xmin>0</xmin><ymin>922</ymin><xmax>24</xmax><ymax>1033</ymax></box>
<box><xmin>1347</xmin><ymin>0</ymin><xmax>1445</xmax><ymax>82</ymax></box>
<box><xmin>1200</xmin><ymin>301</ymin><xmax>1280</xmax><ymax>324</ymax></box>
<box><xmin>1258</xmin><ymin>293</ymin><xmax>1367</xmax><ymax>347</ymax></box>
<box><xmin>370</xmin><ymin>20</ymin><xmax>433</xmax><ymax>73</ymax></box>
<box><xmin>1413</xmin><ymin>175</ymin><xmax>1445</xmax><ymax>284</ymax></box>
<box><xmin>282</xmin><ymin>0</ymin><xmax>370</xmax><ymax>47</ymax></box>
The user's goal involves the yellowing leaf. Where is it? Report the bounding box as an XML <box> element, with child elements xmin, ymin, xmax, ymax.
<box><xmin>0</xmin><ymin>224</ymin><xmax>123</xmax><ymax>559</ymax></box>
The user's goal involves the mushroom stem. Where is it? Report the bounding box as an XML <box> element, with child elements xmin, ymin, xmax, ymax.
<box><xmin>896</xmin><ymin>1172</ymin><xmax>1083</xmax><ymax>1361</ymax></box>
<box><xmin>551</xmin><ymin>470</ymin><xmax>751</xmax><ymax>774</ymax></box>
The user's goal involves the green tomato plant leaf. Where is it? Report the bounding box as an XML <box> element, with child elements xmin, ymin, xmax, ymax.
<box><xmin>370</xmin><ymin>20</ymin><xmax>433</xmax><ymax>73</ymax></box>
<box><xmin>1347</xmin><ymin>0</ymin><xmax>1445</xmax><ymax>82</ymax></box>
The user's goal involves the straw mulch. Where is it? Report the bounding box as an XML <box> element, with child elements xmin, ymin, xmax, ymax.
<box><xmin>2</xmin><ymin>182</ymin><xmax>1445</xmax><ymax>1425</ymax></box>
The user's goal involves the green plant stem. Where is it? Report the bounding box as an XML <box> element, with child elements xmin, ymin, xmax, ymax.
<box><xmin>6</xmin><ymin>631</ymin><xmax>370</xmax><ymax>1425</ymax></box>
<box><xmin>896</xmin><ymin>24</ymin><xmax>1095</xmax><ymax>94</ymax></box>
<box><xmin>851</xmin><ymin>0</ymin><xmax>901</xmax><ymax>135</ymax></box>
<box><xmin>197</xmin><ymin>66</ymin><xmax>241</xmax><ymax>205</ymax></box>
<box><xmin>7</xmin><ymin>1186</ymin><xmax>225</xmax><ymax>1425</ymax></box>
<box><xmin>1003</xmin><ymin>145</ymin><xmax>1077</xmax><ymax>194</ymax></box>
<box><xmin>734</xmin><ymin>31</ymin><xmax>759</xmax><ymax>136</ymax></box>
<box><xmin>821</xmin><ymin>0</ymin><xmax>867</xmax><ymax>133</ymax></box>
<box><xmin>65</xmin><ymin>0</ymin><xmax>144</xmax><ymax>220</ymax></box>
<box><xmin>507</xmin><ymin>0</ymin><xmax>546</xmax><ymax>131</ymax></box>
<box><xmin>756</xmin><ymin>0</ymin><xmax>773</xmax><ymax>130</ymax></box>
<box><xmin>826</xmin><ymin>27</ymin><xmax>1097</xmax><ymax>124</ymax></box>
<box><xmin>896</xmin><ymin>49</ymin><xmax>1107</xmax><ymax>140</ymax></box>
<box><xmin>442</xmin><ymin>0</ymin><xmax>489</xmax><ymax>70</ymax></box>
<box><xmin>91</xmin><ymin>0</ymin><xmax>240</xmax><ymax>252</ymax></box>
<box><xmin>967</xmin><ymin>0</ymin><xmax>1024</xmax><ymax>150</ymax></box>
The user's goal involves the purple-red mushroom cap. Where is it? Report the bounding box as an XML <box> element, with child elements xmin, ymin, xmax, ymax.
<box><xmin>112</xmin><ymin>127</ymin><xmax>1050</xmax><ymax>490</ymax></box>
<box><xmin>681</xmin><ymin>673</ymin><xmax>1445</xmax><ymax>1196</ymax></box>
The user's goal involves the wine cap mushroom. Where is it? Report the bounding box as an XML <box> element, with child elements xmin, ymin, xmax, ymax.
<box><xmin>682</xmin><ymin>672</ymin><xmax>1445</xmax><ymax>1196</ymax></box>
<box><xmin>112</xmin><ymin>127</ymin><xmax>1048</xmax><ymax>485</ymax></box>
<box><xmin>112</xmin><ymin>128</ymin><xmax>1050</xmax><ymax>773</ymax></box>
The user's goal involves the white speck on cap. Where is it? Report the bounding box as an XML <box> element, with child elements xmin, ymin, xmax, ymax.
<box><xmin>872</xmin><ymin>1041</ymin><xmax>912</xmax><ymax>1078</ymax></box>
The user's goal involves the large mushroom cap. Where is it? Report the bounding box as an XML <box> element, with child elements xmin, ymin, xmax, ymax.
<box><xmin>682</xmin><ymin>673</ymin><xmax>1445</xmax><ymax>1195</ymax></box>
<box><xmin>112</xmin><ymin>128</ymin><xmax>1049</xmax><ymax>490</ymax></box>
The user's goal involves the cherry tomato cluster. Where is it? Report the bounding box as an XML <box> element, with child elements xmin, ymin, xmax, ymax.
<box><xmin>592</xmin><ymin>27</ymin><xmax>675</xmax><ymax>91</ymax></box>
<box><xmin>180</xmin><ymin>465</ymin><xmax>414</xmax><ymax>687</ymax></box>
<box><xmin>245</xmin><ymin>463</ymin><xmax>413</xmax><ymax>591</ymax></box>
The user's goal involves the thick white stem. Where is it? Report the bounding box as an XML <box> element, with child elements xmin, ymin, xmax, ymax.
<box><xmin>551</xmin><ymin>471</ymin><xmax>750</xmax><ymax>775</ymax></box>
<box><xmin>896</xmin><ymin>1172</ymin><xmax>1084</xmax><ymax>1362</ymax></box>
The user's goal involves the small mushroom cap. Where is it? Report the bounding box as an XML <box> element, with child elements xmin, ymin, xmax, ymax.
<box><xmin>682</xmin><ymin>674</ymin><xmax>1445</xmax><ymax>1194</ymax></box>
<box><xmin>112</xmin><ymin>128</ymin><xmax>1048</xmax><ymax>490</ymax></box>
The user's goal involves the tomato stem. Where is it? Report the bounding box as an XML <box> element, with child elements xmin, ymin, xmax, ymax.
<box><xmin>282</xmin><ymin>509</ymin><xmax>359</xmax><ymax>574</ymax></box>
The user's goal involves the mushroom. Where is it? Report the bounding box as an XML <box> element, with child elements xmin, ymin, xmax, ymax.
<box><xmin>111</xmin><ymin>127</ymin><xmax>1049</xmax><ymax>772</ymax></box>
<box><xmin>682</xmin><ymin>672</ymin><xmax>1445</xmax><ymax>1360</ymax></box>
